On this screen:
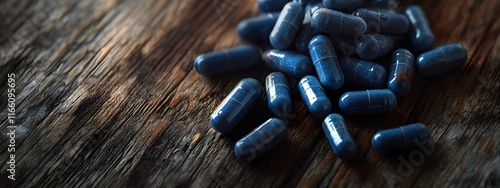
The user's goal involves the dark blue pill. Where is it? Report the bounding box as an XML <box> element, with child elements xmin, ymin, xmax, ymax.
<box><xmin>258</xmin><ymin>0</ymin><xmax>291</xmax><ymax>13</ymax></box>
<box><xmin>356</xmin><ymin>34</ymin><xmax>395</xmax><ymax>60</ymax></box>
<box><xmin>353</xmin><ymin>9</ymin><xmax>410</xmax><ymax>35</ymax></box>
<box><xmin>309</xmin><ymin>2</ymin><xmax>325</xmax><ymax>16</ymax></box>
<box><xmin>416</xmin><ymin>43</ymin><xmax>467</xmax><ymax>77</ymax></box>
<box><xmin>372</xmin><ymin>123</ymin><xmax>430</xmax><ymax>155</ymax></box>
<box><xmin>323</xmin><ymin>0</ymin><xmax>364</xmax><ymax>12</ymax></box>
<box><xmin>266</xmin><ymin>72</ymin><xmax>293</xmax><ymax>118</ymax></box>
<box><xmin>308</xmin><ymin>35</ymin><xmax>344</xmax><ymax>90</ymax></box>
<box><xmin>294</xmin><ymin>21</ymin><xmax>320</xmax><ymax>55</ymax></box>
<box><xmin>339</xmin><ymin>57</ymin><xmax>387</xmax><ymax>88</ymax></box>
<box><xmin>194</xmin><ymin>45</ymin><xmax>261</xmax><ymax>77</ymax></box>
<box><xmin>235</xmin><ymin>118</ymin><xmax>288</xmax><ymax>162</ymax></box>
<box><xmin>405</xmin><ymin>5</ymin><xmax>435</xmax><ymax>54</ymax></box>
<box><xmin>210</xmin><ymin>78</ymin><xmax>262</xmax><ymax>133</ymax></box>
<box><xmin>263</xmin><ymin>49</ymin><xmax>314</xmax><ymax>78</ymax></box>
<box><xmin>339</xmin><ymin>89</ymin><xmax>397</xmax><ymax>115</ymax></box>
<box><xmin>322</xmin><ymin>113</ymin><xmax>358</xmax><ymax>160</ymax></box>
<box><xmin>298</xmin><ymin>75</ymin><xmax>332</xmax><ymax>119</ymax></box>
<box><xmin>270</xmin><ymin>2</ymin><xmax>305</xmax><ymax>49</ymax></box>
<box><xmin>388</xmin><ymin>48</ymin><xmax>415</xmax><ymax>98</ymax></box>
<box><xmin>237</xmin><ymin>13</ymin><xmax>280</xmax><ymax>44</ymax></box>
<box><xmin>311</xmin><ymin>8</ymin><xmax>367</xmax><ymax>38</ymax></box>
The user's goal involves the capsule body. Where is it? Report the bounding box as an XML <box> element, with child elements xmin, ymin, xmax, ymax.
<box><xmin>388</xmin><ymin>49</ymin><xmax>414</xmax><ymax>98</ymax></box>
<box><xmin>339</xmin><ymin>89</ymin><xmax>397</xmax><ymax>115</ymax></box>
<box><xmin>270</xmin><ymin>2</ymin><xmax>304</xmax><ymax>49</ymax></box>
<box><xmin>405</xmin><ymin>5</ymin><xmax>435</xmax><ymax>54</ymax></box>
<box><xmin>298</xmin><ymin>76</ymin><xmax>332</xmax><ymax>119</ymax></box>
<box><xmin>266</xmin><ymin>72</ymin><xmax>293</xmax><ymax>118</ymax></box>
<box><xmin>194</xmin><ymin>45</ymin><xmax>261</xmax><ymax>77</ymax></box>
<box><xmin>354</xmin><ymin>9</ymin><xmax>410</xmax><ymax>35</ymax></box>
<box><xmin>235</xmin><ymin>118</ymin><xmax>288</xmax><ymax>161</ymax></box>
<box><xmin>263</xmin><ymin>49</ymin><xmax>314</xmax><ymax>78</ymax></box>
<box><xmin>308</xmin><ymin>35</ymin><xmax>344</xmax><ymax>90</ymax></box>
<box><xmin>258</xmin><ymin>0</ymin><xmax>291</xmax><ymax>12</ymax></box>
<box><xmin>356</xmin><ymin>34</ymin><xmax>395</xmax><ymax>60</ymax></box>
<box><xmin>322</xmin><ymin>114</ymin><xmax>358</xmax><ymax>160</ymax></box>
<box><xmin>416</xmin><ymin>43</ymin><xmax>467</xmax><ymax>77</ymax></box>
<box><xmin>372</xmin><ymin>123</ymin><xmax>430</xmax><ymax>155</ymax></box>
<box><xmin>237</xmin><ymin>13</ymin><xmax>280</xmax><ymax>43</ymax></box>
<box><xmin>210</xmin><ymin>78</ymin><xmax>262</xmax><ymax>133</ymax></box>
<box><xmin>323</xmin><ymin>0</ymin><xmax>364</xmax><ymax>12</ymax></box>
<box><xmin>339</xmin><ymin>57</ymin><xmax>387</xmax><ymax>89</ymax></box>
<box><xmin>311</xmin><ymin>8</ymin><xmax>367</xmax><ymax>38</ymax></box>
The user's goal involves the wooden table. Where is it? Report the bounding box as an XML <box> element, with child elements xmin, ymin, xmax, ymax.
<box><xmin>1</xmin><ymin>0</ymin><xmax>499</xmax><ymax>187</ymax></box>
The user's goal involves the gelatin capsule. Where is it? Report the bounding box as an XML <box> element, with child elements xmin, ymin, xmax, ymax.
<box><xmin>339</xmin><ymin>57</ymin><xmax>387</xmax><ymax>89</ymax></box>
<box><xmin>322</xmin><ymin>113</ymin><xmax>358</xmax><ymax>160</ymax></box>
<box><xmin>323</xmin><ymin>0</ymin><xmax>365</xmax><ymax>12</ymax></box>
<box><xmin>353</xmin><ymin>9</ymin><xmax>409</xmax><ymax>35</ymax></box>
<box><xmin>237</xmin><ymin>13</ymin><xmax>280</xmax><ymax>44</ymax></box>
<box><xmin>298</xmin><ymin>75</ymin><xmax>332</xmax><ymax>119</ymax></box>
<box><xmin>388</xmin><ymin>49</ymin><xmax>415</xmax><ymax>98</ymax></box>
<box><xmin>263</xmin><ymin>49</ymin><xmax>314</xmax><ymax>78</ymax></box>
<box><xmin>266</xmin><ymin>72</ymin><xmax>293</xmax><ymax>118</ymax></box>
<box><xmin>372</xmin><ymin>123</ymin><xmax>430</xmax><ymax>155</ymax></box>
<box><xmin>405</xmin><ymin>5</ymin><xmax>435</xmax><ymax>54</ymax></box>
<box><xmin>339</xmin><ymin>89</ymin><xmax>397</xmax><ymax>115</ymax></box>
<box><xmin>270</xmin><ymin>2</ymin><xmax>305</xmax><ymax>49</ymax></box>
<box><xmin>311</xmin><ymin>8</ymin><xmax>367</xmax><ymax>38</ymax></box>
<box><xmin>194</xmin><ymin>45</ymin><xmax>261</xmax><ymax>77</ymax></box>
<box><xmin>416</xmin><ymin>43</ymin><xmax>467</xmax><ymax>77</ymax></box>
<box><xmin>258</xmin><ymin>0</ymin><xmax>291</xmax><ymax>13</ymax></box>
<box><xmin>356</xmin><ymin>34</ymin><xmax>395</xmax><ymax>60</ymax></box>
<box><xmin>308</xmin><ymin>35</ymin><xmax>344</xmax><ymax>90</ymax></box>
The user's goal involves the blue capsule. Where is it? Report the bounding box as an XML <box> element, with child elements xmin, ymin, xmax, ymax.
<box><xmin>356</xmin><ymin>34</ymin><xmax>395</xmax><ymax>60</ymax></box>
<box><xmin>308</xmin><ymin>35</ymin><xmax>344</xmax><ymax>90</ymax></box>
<box><xmin>235</xmin><ymin>118</ymin><xmax>288</xmax><ymax>162</ymax></box>
<box><xmin>323</xmin><ymin>0</ymin><xmax>364</xmax><ymax>12</ymax></box>
<box><xmin>237</xmin><ymin>13</ymin><xmax>280</xmax><ymax>44</ymax></box>
<box><xmin>263</xmin><ymin>49</ymin><xmax>314</xmax><ymax>78</ymax></box>
<box><xmin>294</xmin><ymin>21</ymin><xmax>320</xmax><ymax>55</ymax></box>
<box><xmin>210</xmin><ymin>78</ymin><xmax>262</xmax><ymax>133</ymax></box>
<box><xmin>266</xmin><ymin>72</ymin><xmax>293</xmax><ymax>118</ymax></box>
<box><xmin>372</xmin><ymin>123</ymin><xmax>430</xmax><ymax>155</ymax></box>
<box><xmin>322</xmin><ymin>113</ymin><xmax>358</xmax><ymax>160</ymax></box>
<box><xmin>339</xmin><ymin>57</ymin><xmax>387</xmax><ymax>89</ymax></box>
<box><xmin>388</xmin><ymin>49</ymin><xmax>415</xmax><ymax>98</ymax></box>
<box><xmin>258</xmin><ymin>0</ymin><xmax>291</xmax><ymax>13</ymax></box>
<box><xmin>353</xmin><ymin>9</ymin><xmax>410</xmax><ymax>35</ymax></box>
<box><xmin>311</xmin><ymin>8</ymin><xmax>367</xmax><ymax>38</ymax></box>
<box><xmin>270</xmin><ymin>2</ymin><xmax>305</xmax><ymax>49</ymax></box>
<box><xmin>416</xmin><ymin>43</ymin><xmax>467</xmax><ymax>77</ymax></box>
<box><xmin>339</xmin><ymin>89</ymin><xmax>397</xmax><ymax>115</ymax></box>
<box><xmin>298</xmin><ymin>76</ymin><xmax>332</xmax><ymax>119</ymax></box>
<box><xmin>405</xmin><ymin>5</ymin><xmax>435</xmax><ymax>54</ymax></box>
<box><xmin>194</xmin><ymin>45</ymin><xmax>261</xmax><ymax>77</ymax></box>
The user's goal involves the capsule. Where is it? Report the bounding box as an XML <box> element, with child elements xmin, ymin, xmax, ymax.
<box><xmin>294</xmin><ymin>21</ymin><xmax>320</xmax><ymax>55</ymax></box>
<box><xmin>322</xmin><ymin>114</ymin><xmax>358</xmax><ymax>160</ymax></box>
<box><xmin>416</xmin><ymin>43</ymin><xmax>467</xmax><ymax>77</ymax></box>
<box><xmin>311</xmin><ymin>8</ymin><xmax>367</xmax><ymax>38</ymax></box>
<box><xmin>308</xmin><ymin>35</ymin><xmax>344</xmax><ymax>90</ymax></box>
<box><xmin>235</xmin><ymin>118</ymin><xmax>288</xmax><ymax>162</ymax></box>
<box><xmin>339</xmin><ymin>57</ymin><xmax>387</xmax><ymax>89</ymax></box>
<box><xmin>298</xmin><ymin>76</ymin><xmax>332</xmax><ymax>119</ymax></box>
<box><xmin>339</xmin><ymin>89</ymin><xmax>397</xmax><ymax>115</ymax></box>
<box><xmin>405</xmin><ymin>5</ymin><xmax>435</xmax><ymax>54</ymax></box>
<box><xmin>270</xmin><ymin>2</ymin><xmax>304</xmax><ymax>49</ymax></box>
<box><xmin>263</xmin><ymin>49</ymin><xmax>314</xmax><ymax>78</ymax></box>
<box><xmin>237</xmin><ymin>13</ymin><xmax>280</xmax><ymax>44</ymax></box>
<box><xmin>194</xmin><ymin>45</ymin><xmax>261</xmax><ymax>77</ymax></box>
<box><xmin>372</xmin><ymin>123</ymin><xmax>431</xmax><ymax>155</ymax></box>
<box><xmin>356</xmin><ymin>34</ymin><xmax>395</xmax><ymax>60</ymax></box>
<box><xmin>258</xmin><ymin>0</ymin><xmax>291</xmax><ymax>13</ymax></box>
<box><xmin>323</xmin><ymin>0</ymin><xmax>364</xmax><ymax>12</ymax></box>
<box><xmin>388</xmin><ymin>49</ymin><xmax>415</xmax><ymax>98</ymax></box>
<box><xmin>353</xmin><ymin>9</ymin><xmax>410</xmax><ymax>35</ymax></box>
<box><xmin>210</xmin><ymin>78</ymin><xmax>262</xmax><ymax>133</ymax></box>
<box><xmin>266</xmin><ymin>72</ymin><xmax>293</xmax><ymax>118</ymax></box>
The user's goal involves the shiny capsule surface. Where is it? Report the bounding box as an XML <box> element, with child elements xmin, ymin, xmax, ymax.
<box><xmin>353</xmin><ymin>9</ymin><xmax>409</xmax><ymax>34</ymax></box>
<box><xmin>311</xmin><ymin>8</ymin><xmax>367</xmax><ymax>38</ymax></box>
<box><xmin>298</xmin><ymin>76</ymin><xmax>332</xmax><ymax>119</ymax></box>
<box><xmin>388</xmin><ymin>49</ymin><xmax>415</xmax><ymax>98</ymax></box>
<box><xmin>237</xmin><ymin>13</ymin><xmax>280</xmax><ymax>43</ymax></box>
<box><xmin>258</xmin><ymin>0</ymin><xmax>291</xmax><ymax>12</ymax></box>
<box><xmin>210</xmin><ymin>78</ymin><xmax>262</xmax><ymax>133</ymax></box>
<box><xmin>322</xmin><ymin>113</ymin><xmax>358</xmax><ymax>160</ymax></box>
<box><xmin>356</xmin><ymin>34</ymin><xmax>395</xmax><ymax>60</ymax></box>
<box><xmin>339</xmin><ymin>57</ymin><xmax>387</xmax><ymax>88</ymax></box>
<box><xmin>323</xmin><ymin>0</ymin><xmax>364</xmax><ymax>12</ymax></box>
<box><xmin>405</xmin><ymin>5</ymin><xmax>435</xmax><ymax>54</ymax></box>
<box><xmin>263</xmin><ymin>49</ymin><xmax>314</xmax><ymax>78</ymax></box>
<box><xmin>308</xmin><ymin>35</ymin><xmax>344</xmax><ymax>90</ymax></box>
<box><xmin>266</xmin><ymin>72</ymin><xmax>293</xmax><ymax>117</ymax></box>
<box><xmin>339</xmin><ymin>89</ymin><xmax>397</xmax><ymax>115</ymax></box>
<box><xmin>372</xmin><ymin>123</ymin><xmax>430</xmax><ymax>155</ymax></box>
<box><xmin>416</xmin><ymin>43</ymin><xmax>467</xmax><ymax>77</ymax></box>
<box><xmin>235</xmin><ymin>118</ymin><xmax>288</xmax><ymax>162</ymax></box>
<box><xmin>270</xmin><ymin>2</ymin><xmax>304</xmax><ymax>49</ymax></box>
<box><xmin>194</xmin><ymin>45</ymin><xmax>261</xmax><ymax>77</ymax></box>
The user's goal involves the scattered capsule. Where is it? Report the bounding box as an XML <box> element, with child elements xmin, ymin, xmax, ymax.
<box><xmin>266</xmin><ymin>72</ymin><xmax>293</xmax><ymax>118</ymax></box>
<box><xmin>356</xmin><ymin>34</ymin><xmax>395</xmax><ymax>60</ymax></box>
<box><xmin>416</xmin><ymin>43</ymin><xmax>467</xmax><ymax>77</ymax></box>
<box><xmin>311</xmin><ymin>8</ymin><xmax>367</xmax><ymax>38</ymax></box>
<box><xmin>237</xmin><ymin>13</ymin><xmax>280</xmax><ymax>44</ymax></box>
<box><xmin>235</xmin><ymin>118</ymin><xmax>288</xmax><ymax>162</ymax></box>
<box><xmin>298</xmin><ymin>76</ymin><xmax>332</xmax><ymax>119</ymax></box>
<box><xmin>339</xmin><ymin>89</ymin><xmax>397</xmax><ymax>115</ymax></box>
<box><xmin>388</xmin><ymin>49</ymin><xmax>415</xmax><ymax>98</ymax></box>
<box><xmin>263</xmin><ymin>49</ymin><xmax>314</xmax><ymax>78</ymax></box>
<box><xmin>339</xmin><ymin>57</ymin><xmax>387</xmax><ymax>89</ymax></box>
<box><xmin>372</xmin><ymin>123</ymin><xmax>431</xmax><ymax>155</ymax></box>
<box><xmin>194</xmin><ymin>45</ymin><xmax>261</xmax><ymax>77</ymax></box>
<box><xmin>322</xmin><ymin>113</ymin><xmax>359</xmax><ymax>160</ymax></box>
<box><xmin>405</xmin><ymin>5</ymin><xmax>435</xmax><ymax>54</ymax></box>
<box><xmin>323</xmin><ymin>0</ymin><xmax>365</xmax><ymax>12</ymax></box>
<box><xmin>308</xmin><ymin>35</ymin><xmax>344</xmax><ymax>90</ymax></box>
<box><xmin>353</xmin><ymin>9</ymin><xmax>410</xmax><ymax>35</ymax></box>
<box><xmin>258</xmin><ymin>0</ymin><xmax>291</xmax><ymax>13</ymax></box>
<box><xmin>270</xmin><ymin>2</ymin><xmax>305</xmax><ymax>49</ymax></box>
<box><xmin>210</xmin><ymin>78</ymin><xmax>262</xmax><ymax>133</ymax></box>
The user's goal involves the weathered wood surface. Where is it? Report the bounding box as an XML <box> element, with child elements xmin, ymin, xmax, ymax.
<box><xmin>0</xmin><ymin>0</ymin><xmax>499</xmax><ymax>187</ymax></box>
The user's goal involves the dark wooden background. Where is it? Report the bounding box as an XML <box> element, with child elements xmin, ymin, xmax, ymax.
<box><xmin>0</xmin><ymin>0</ymin><xmax>499</xmax><ymax>187</ymax></box>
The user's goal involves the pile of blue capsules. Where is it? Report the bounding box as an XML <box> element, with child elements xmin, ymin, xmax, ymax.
<box><xmin>194</xmin><ymin>0</ymin><xmax>468</xmax><ymax>162</ymax></box>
